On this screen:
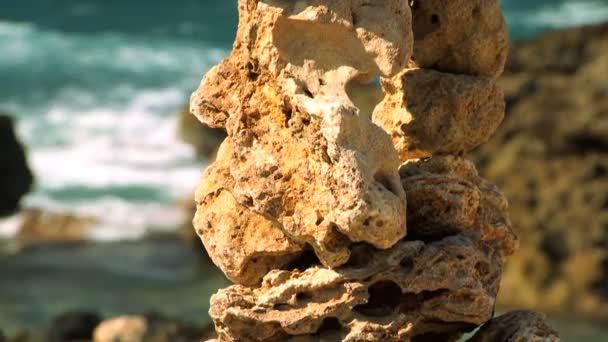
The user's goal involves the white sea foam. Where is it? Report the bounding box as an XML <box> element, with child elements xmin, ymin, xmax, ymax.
<box><xmin>508</xmin><ymin>0</ymin><xmax>608</xmax><ymax>30</ymax></box>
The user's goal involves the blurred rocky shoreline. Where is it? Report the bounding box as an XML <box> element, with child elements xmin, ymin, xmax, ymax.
<box><xmin>0</xmin><ymin>22</ymin><xmax>607</xmax><ymax>341</ymax></box>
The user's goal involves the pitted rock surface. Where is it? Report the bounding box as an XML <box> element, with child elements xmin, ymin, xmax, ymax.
<box><xmin>190</xmin><ymin>0</ymin><xmax>559</xmax><ymax>340</ymax></box>
<box><xmin>210</xmin><ymin>234</ymin><xmax>501</xmax><ymax>341</ymax></box>
<box><xmin>409</xmin><ymin>0</ymin><xmax>508</xmax><ymax>78</ymax></box>
<box><xmin>373</xmin><ymin>68</ymin><xmax>504</xmax><ymax>161</ymax></box>
<box><xmin>400</xmin><ymin>156</ymin><xmax>518</xmax><ymax>256</ymax></box>
<box><xmin>191</xmin><ymin>0</ymin><xmax>411</xmax><ymax>267</ymax></box>
<box><xmin>194</xmin><ymin>139</ymin><xmax>304</xmax><ymax>286</ymax></box>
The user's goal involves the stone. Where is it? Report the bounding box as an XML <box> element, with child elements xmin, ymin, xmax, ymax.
<box><xmin>194</xmin><ymin>139</ymin><xmax>304</xmax><ymax>286</ymax></box>
<box><xmin>409</xmin><ymin>0</ymin><xmax>508</xmax><ymax>78</ymax></box>
<box><xmin>0</xmin><ymin>114</ymin><xmax>33</xmax><ymax>217</ymax></box>
<box><xmin>93</xmin><ymin>313</ymin><xmax>206</xmax><ymax>342</ymax></box>
<box><xmin>210</xmin><ymin>234</ymin><xmax>502</xmax><ymax>341</ymax></box>
<box><xmin>373</xmin><ymin>68</ymin><xmax>504</xmax><ymax>162</ymax></box>
<box><xmin>469</xmin><ymin>310</ymin><xmax>560</xmax><ymax>342</ymax></box>
<box><xmin>191</xmin><ymin>0</ymin><xmax>411</xmax><ymax>268</ymax></box>
<box><xmin>46</xmin><ymin>311</ymin><xmax>102</xmax><ymax>342</ymax></box>
<box><xmin>400</xmin><ymin>156</ymin><xmax>517</xmax><ymax>255</ymax></box>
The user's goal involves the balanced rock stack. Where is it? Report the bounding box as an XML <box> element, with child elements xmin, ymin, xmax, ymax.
<box><xmin>190</xmin><ymin>1</ymin><xmax>559</xmax><ymax>341</ymax></box>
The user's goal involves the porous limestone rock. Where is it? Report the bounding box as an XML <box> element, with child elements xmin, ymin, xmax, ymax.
<box><xmin>373</xmin><ymin>68</ymin><xmax>504</xmax><ymax>162</ymax></box>
<box><xmin>409</xmin><ymin>0</ymin><xmax>509</xmax><ymax>78</ymax></box>
<box><xmin>469</xmin><ymin>310</ymin><xmax>560</xmax><ymax>342</ymax></box>
<box><xmin>191</xmin><ymin>0</ymin><xmax>559</xmax><ymax>340</ymax></box>
<box><xmin>400</xmin><ymin>156</ymin><xmax>517</xmax><ymax>255</ymax></box>
<box><xmin>194</xmin><ymin>139</ymin><xmax>304</xmax><ymax>286</ymax></box>
<box><xmin>210</xmin><ymin>234</ymin><xmax>502</xmax><ymax>341</ymax></box>
<box><xmin>191</xmin><ymin>0</ymin><xmax>413</xmax><ymax>268</ymax></box>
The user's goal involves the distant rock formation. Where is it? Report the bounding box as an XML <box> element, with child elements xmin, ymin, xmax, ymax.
<box><xmin>473</xmin><ymin>22</ymin><xmax>608</xmax><ymax>320</ymax></box>
<box><xmin>0</xmin><ymin>114</ymin><xmax>33</xmax><ymax>216</ymax></box>
<box><xmin>190</xmin><ymin>0</ymin><xmax>558</xmax><ymax>341</ymax></box>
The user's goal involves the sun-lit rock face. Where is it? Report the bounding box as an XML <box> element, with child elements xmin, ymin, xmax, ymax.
<box><xmin>409</xmin><ymin>0</ymin><xmax>509</xmax><ymax>78</ymax></box>
<box><xmin>191</xmin><ymin>1</ymin><xmax>558</xmax><ymax>341</ymax></box>
<box><xmin>373</xmin><ymin>68</ymin><xmax>505</xmax><ymax>162</ymax></box>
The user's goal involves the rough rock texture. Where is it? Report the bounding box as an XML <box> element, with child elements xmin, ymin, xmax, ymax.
<box><xmin>191</xmin><ymin>0</ymin><xmax>412</xmax><ymax>268</ymax></box>
<box><xmin>409</xmin><ymin>0</ymin><xmax>508</xmax><ymax>78</ymax></box>
<box><xmin>94</xmin><ymin>314</ymin><xmax>207</xmax><ymax>342</ymax></box>
<box><xmin>191</xmin><ymin>0</ymin><xmax>558</xmax><ymax>340</ymax></box>
<box><xmin>472</xmin><ymin>22</ymin><xmax>608</xmax><ymax>320</ymax></box>
<box><xmin>210</xmin><ymin>234</ymin><xmax>501</xmax><ymax>341</ymax></box>
<box><xmin>194</xmin><ymin>139</ymin><xmax>303</xmax><ymax>285</ymax></box>
<box><xmin>470</xmin><ymin>311</ymin><xmax>560</xmax><ymax>342</ymax></box>
<box><xmin>400</xmin><ymin>156</ymin><xmax>517</xmax><ymax>256</ymax></box>
<box><xmin>0</xmin><ymin>114</ymin><xmax>34</xmax><ymax>217</ymax></box>
<box><xmin>373</xmin><ymin>68</ymin><xmax>505</xmax><ymax>161</ymax></box>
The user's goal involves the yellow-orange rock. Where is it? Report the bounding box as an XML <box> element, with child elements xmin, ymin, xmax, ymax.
<box><xmin>194</xmin><ymin>139</ymin><xmax>303</xmax><ymax>286</ymax></box>
<box><xmin>373</xmin><ymin>68</ymin><xmax>504</xmax><ymax>162</ymax></box>
<box><xmin>210</xmin><ymin>234</ymin><xmax>502</xmax><ymax>341</ymax></box>
<box><xmin>190</xmin><ymin>0</ymin><xmax>411</xmax><ymax>268</ymax></box>
<box><xmin>409</xmin><ymin>0</ymin><xmax>508</xmax><ymax>78</ymax></box>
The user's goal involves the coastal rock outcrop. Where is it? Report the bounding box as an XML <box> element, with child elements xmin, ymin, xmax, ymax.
<box><xmin>190</xmin><ymin>0</ymin><xmax>557</xmax><ymax>340</ymax></box>
<box><xmin>0</xmin><ymin>114</ymin><xmax>34</xmax><ymax>217</ymax></box>
<box><xmin>473</xmin><ymin>22</ymin><xmax>608</xmax><ymax>320</ymax></box>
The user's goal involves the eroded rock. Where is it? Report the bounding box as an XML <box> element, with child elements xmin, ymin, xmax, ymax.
<box><xmin>194</xmin><ymin>139</ymin><xmax>304</xmax><ymax>286</ymax></box>
<box><xmin>409</xmin><ymin>0</ymin><xmax>508</xmax><ymax>78</ymax></box>
<box><xmin>373</xmin><ymin>68</ymin><xmax>504</xmax><ymax>161</ymax></box>
<box><xmin>400</xmin><ymin>156</ymin><xmax>517</xmax><ymax>255</ymax></box>
<box><xmin>191</xmin><ymin>0</ymin><xmax>411</xmax><ymax>268</ymax></box>
<box><xmin>469</xmin><ymin>310</ymin><xmax>560</xmax><ymax>342</ymax></box>
<box><xmin>210</xmin><ymin>234</ymin><xmax>502</xmax><ymax>341</ymax></box>
<box><xmin>191</xmin><ymin>0</ymin><xmax>558</xmax><ymax>340</ymax></box>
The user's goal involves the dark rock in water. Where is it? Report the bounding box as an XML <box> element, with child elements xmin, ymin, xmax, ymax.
<box><xmin>93</xmin><ymin>312</ymin><xmax>208</xmax><ymax>342</ymax></box>
<box><xmin>46</xmin><ymin>311</ymin><xmax>102</xmax><ymax>342</ymax></box>
<box><xmin>472</xmin><ymin>22</ymin><xmax>608</xmax><ymax>319</ymax></box>
<box><xmin>0</xmin><ymin>114</ymin><xmax>34</xmax><ymax>217</ymax></box>
<box><xmin>176</xmin><ymin>105</ymin><xmax>226</xmax><ymax>160</ymax></box>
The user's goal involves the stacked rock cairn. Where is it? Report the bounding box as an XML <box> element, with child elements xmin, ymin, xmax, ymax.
<box><xmin>190</xmin><ymin>1</ymin><xmax>560</xmax><ymax>341</ymax></box>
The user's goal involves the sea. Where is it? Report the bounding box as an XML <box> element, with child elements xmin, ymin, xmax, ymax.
<box><xmin>1</xmin><ymin>0</ymin><xmax>608</xmax><ymax>241</ymax></box>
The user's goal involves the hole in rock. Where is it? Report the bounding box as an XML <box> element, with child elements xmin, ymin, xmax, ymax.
<box><xmin>374</xmin><ymin>172</ymin><xmax>398</xmax><ymax>196</ymax></box>
<box><xmin>317</xmin><ymin>317</ymin><xmax>342</xmax><ymax>333</ymax></box>
<box><xmin>430</xmin><ymin>14</ymin><xmax>440</xmax><ymax>24</ymax></box>
<box><xmin>400</xmin><ymin>258</ymin><xmax>414</xmax><ymax>272</ymax></box>
<box><xmin>344</xmin><ymin>243</ymin><xmax>378</xmax><ymax>268</ymax></box>
<box><xmin>285</xmin><ymin>248</ymin><xmax>321</xmax><ymax>271</ymax></box>
<box><xmin>354</xmin><ymin>281</ymin><xmax>402</xmax><ymax>317</ymax></box>
<box><xmin>345</xmin><ymin>78</ymin><xmax>384</xmax><ymax>119</ymax></box>
<box><xmin>296</xmin><ymin>292</ymin><xmax>313</xmax><ymax>302</ymax></box>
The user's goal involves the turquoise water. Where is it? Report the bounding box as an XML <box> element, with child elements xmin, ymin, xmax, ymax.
<box><xmin>1</xmin><ymin>0</ymin><xmax>608</xmax><ymax>240</ymax></box>
<box><xmin>0</xmin><ymin>238</ymin><xmax>229</xmax><ymax>336</ymax></box>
